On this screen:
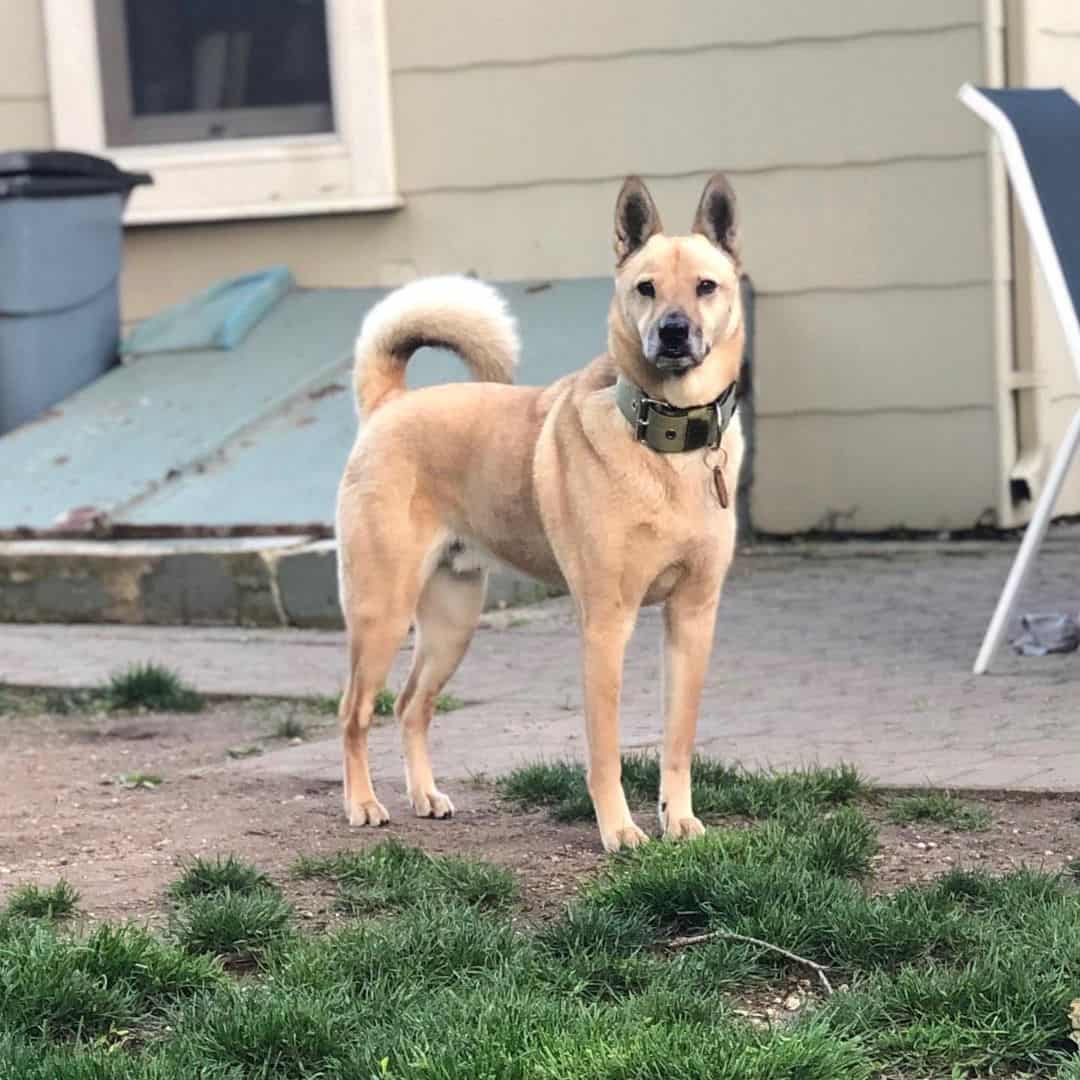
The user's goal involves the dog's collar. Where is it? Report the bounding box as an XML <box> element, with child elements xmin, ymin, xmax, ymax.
<box><xmin>615</xmin><ymin>376</ymin><xmax>737</xmax><ymax>453</ymax></box>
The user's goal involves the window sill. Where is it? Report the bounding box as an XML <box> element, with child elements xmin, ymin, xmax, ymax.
<box><xmin>111</xmin><ymin>135</ymin><xmax>402</xmax><ymax>226</ymax></box>
<box><xmin>124</xmin><ymin>192</ymin><xmax>403</xmax><ymax>227</ymax></box>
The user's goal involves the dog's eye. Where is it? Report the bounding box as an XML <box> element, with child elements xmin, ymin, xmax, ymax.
<box><xmin>697</xmin><ymin>279</ymin><xmax>717</xmax><ymax>297</ymax></box>
<box><xmin>636</xmin><ymin>281</ymin><xmax>655</xmax><ymax>298</ymax></box>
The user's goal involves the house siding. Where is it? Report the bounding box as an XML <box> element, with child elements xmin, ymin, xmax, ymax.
<box><xmin>1</xmin><ymin>0</ymin><xmax>1002</xmax><ymax>532</ymax></box>
<box><xmin>0</xmin><ymin>0</ymin><xmax>51</xmax><ymax>147</ymax></box>
<box><xmin>1004</xmin><ymin>0</ymin><xmax>1080</xmax><ymax>519</ymax></box>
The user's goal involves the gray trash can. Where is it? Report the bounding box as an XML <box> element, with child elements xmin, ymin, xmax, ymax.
<box><xmin>0</xmin><ymin>151</ymin><xmax>151</xmax><ymax>435</ymax></box>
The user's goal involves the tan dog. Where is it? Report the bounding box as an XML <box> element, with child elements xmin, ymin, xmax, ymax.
<box><xmin>336</xmin><ymin>174</ymin><xmax>745</xmax><ymax>851</ymax></box>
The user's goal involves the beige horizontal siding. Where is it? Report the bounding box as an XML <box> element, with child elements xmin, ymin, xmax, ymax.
<box><xmin>1032</xmin><ymin>0</ymin><xmax>1080</xmax><ymax>34</ymax></box>
<box><xmin>392</xmin><ymin>27</ymin><xmax>985</xmax><ymax>192</ymax></box>
<box><xmin>753</xmin><ymin>410</ymin><xmax>998</xmax><ymax>533</ymax></box>
<box><xmin>0</xmin><ymin>99</ymin><xmax>51</xmax><ymax>148</ymax></box>
<box><xmin>0</xmin><ymin>1</ymin><xmax>48</xmax><ymax>98</ymax></box>
<box><xmin>388</xmin><ymin>0</ymin><xmax>981</xmax><ymax>69</ymax></box>
<box><xmin>108</xmin><ymin>3</ymin><xmax>999</xmax><ymax>533</ymax></box>
<box><xmin>122</xmin><ymin>155</ymin><xmax>992</xmax><ymax>322</ymax></box>
<box><xmin>1031</xmin><ymin>34</ymin><xmax>1080</xmax><ymax>96</ymax></box>
<box><xmin>1046</xmin><ymin>400</ymin><xmax>1080</xmax><ymax>514</ymax></box>
<box><xmin>755</xmin><ymin>285</ymin><xmax>996</xmax><ymax>416</ymax></box>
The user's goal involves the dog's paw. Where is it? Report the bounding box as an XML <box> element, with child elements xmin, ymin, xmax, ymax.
<box><xmin>347</xmin><ymin>798</ymin><xmax>390</xmax><ymax>827</ymax></box>
<box><xmin>662</xmin><ymin>815</ymin><xmax>705</xmax><ymax>842</ymax></box>
<box><xmin>600</xmin><ymin>821</ymin><xmax>649</xmax><ymax>853</ymax></box>
<box><xmin>410</xmin><ymin>788</ymin><xmax>455</xmax><ymax>820</ymax></box>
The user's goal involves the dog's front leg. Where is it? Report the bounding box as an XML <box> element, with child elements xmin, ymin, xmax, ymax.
<box><xmin>580</xmin><ymin>607</ymin><xmax>648</xmax><ymax>852</ymax></box>
<box><xmin>659</xmin><ymin>586</ymin><xmax>720</xmax><ymax>840</ymax></box>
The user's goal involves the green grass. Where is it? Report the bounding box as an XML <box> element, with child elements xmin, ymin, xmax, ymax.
<box><xmin>4</xmin><ymin>881</ymin><xmax>79</xmax><ymax>921</ymax></box>
<box><xmin>167</xmin><ymin>855</ymin><xmax>275</xmax><ymax>901</ymax></box>
<box><xmin>3</xmin><ymin>762</ymin><xmax>1080</xmax><ymax>1078</ymax></box>
<box><xmin>0</xmin><ymin>685</ymin><xmax>106</xmax><ymax>717</ymax></box>
<box><xmin>498</xmin><ymin>754</ymin><xmax>866</xmax><ymax>822</ymax></box>
<box><xmin>170</xmin><ymin>889</ymin><xmax>293</xmax><ymax>961</ymax></box>
<box><xmin>294</xmin><ymin>838</ymin><xmax>517</xmax><ymax>914</ymax></box>
<box><xmin>313</xmin><ymin>689</ymin><xmax>467</xmax><ymax>719</ymax></box>
<box><xmin>106</xmin><ymin>664</ymin><xmax>203</xmax><ymax>713</ymax></box>
<box><xmin>0</xmin><ymin>920</ymin><xmax>223</xmax><ymax>1042</ymax></box>
<box><xmin>116</xmin><ymin>771</ymin><xmax>163</xmax><ymax>789</ymax></box>
<box><xmin>272</xmin><ymin>714</ymin><xmax>306</xmax><ymax>740</ymax></box>
<box><xmin>309</xmin><ymin>693</ymin><xmax>341</xmax><ymax>716</ymax></box>
<box><xmin>886</xmin><ymin>791</ymin><xmax>993</xmax><ymax>831</ymax></box>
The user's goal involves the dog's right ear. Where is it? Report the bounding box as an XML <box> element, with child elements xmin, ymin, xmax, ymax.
<box><xmin>614</xmin><ymin>177</ymin><xmax>662</xmax><ymax>265</ymax></box>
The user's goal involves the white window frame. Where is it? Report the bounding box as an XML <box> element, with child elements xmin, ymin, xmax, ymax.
<box><xmin>42</xmin><ymin>0</ymin><xmax>399</xmax><ymax>225</ymax></box>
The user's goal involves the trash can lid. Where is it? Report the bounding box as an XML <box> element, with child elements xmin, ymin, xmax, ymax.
<box><xmin>0</xmin><ymin>150</ymin><xmax>152</xmax><ymax>199</ymax></box>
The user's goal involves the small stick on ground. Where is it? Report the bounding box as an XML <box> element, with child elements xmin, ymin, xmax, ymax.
<box><xmin>665</xmin><ymin>929</ymin><xmax>834</xmax><ymax>996</ymax></box>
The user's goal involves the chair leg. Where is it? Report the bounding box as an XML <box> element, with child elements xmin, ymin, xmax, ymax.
<box><xmin>974</xmin><ymin>407</ymin><xmax>1080</xmax><ymax>674</ymax></box>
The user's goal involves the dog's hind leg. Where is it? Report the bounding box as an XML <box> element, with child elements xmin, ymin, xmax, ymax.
<box><xmin>339</xmin><ymin>615</ymin><xmax>410</xmax><ymax>827</ymax></box>
<box><xmin>338</xmin><ymin>516</ymin><xmax>441</xmax><ymax>828</ymax></box>
<box><xmin>396</xmin><ymin>566</ymin><xmax>486</xmax><ymax>819</ymax></box>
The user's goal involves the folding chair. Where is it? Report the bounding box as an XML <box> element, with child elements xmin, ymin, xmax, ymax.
<box><xmin>958</xmin><ymin>85</ymin><xmax>1080</xmax><ymax>674</ymax></box>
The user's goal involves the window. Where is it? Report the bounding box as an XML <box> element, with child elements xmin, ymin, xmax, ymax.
<box><xmin>44</xmin><ymin>0</ymin><xmax>398</xmax><ymax>224</ymax></box>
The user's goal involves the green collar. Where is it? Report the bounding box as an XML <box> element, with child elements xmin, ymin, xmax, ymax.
<box><xmin>615</xmin><ymin>376</ymin><xmax>738</xmax><ymax>453</ymax></box>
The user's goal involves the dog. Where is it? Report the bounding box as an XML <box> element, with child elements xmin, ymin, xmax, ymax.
<box><xmin>335</xmin><ymin>174</ymin><xmax>745</xmax><ymax>852</ymax></box>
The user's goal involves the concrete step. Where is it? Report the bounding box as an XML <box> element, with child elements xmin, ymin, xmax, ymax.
<box><xmin>3</xmin><ymin>528</ymin><xmax>1076</xmax><ymax>629</ymax></box>
<box><xmin>0</xmin><ymin>537</ymin><xmax>556</xmax><ymax>628</ymax></box>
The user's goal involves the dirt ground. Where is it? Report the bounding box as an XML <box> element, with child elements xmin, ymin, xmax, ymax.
<box><xmin>1</xmin><ymin>702</ymin><xmax>1078</xmax><ymax>927</ymax></box>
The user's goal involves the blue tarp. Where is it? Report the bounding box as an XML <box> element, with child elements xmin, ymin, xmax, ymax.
<box><xmin>121</xmin><ymin>266</ymin><xmax>294</xmax><ymax>355</ymax></box>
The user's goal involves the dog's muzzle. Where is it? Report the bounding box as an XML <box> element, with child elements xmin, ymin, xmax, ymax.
<box><xmin>646</xmin><ymin>312</ymin><xmax>706</xmax><ymax>374</ymax></box>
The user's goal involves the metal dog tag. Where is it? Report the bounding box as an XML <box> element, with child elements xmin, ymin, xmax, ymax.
<box><xmin>713</xmin><ymin>467</ymin><xmax>729</xmax><ymax>509</ymax></box>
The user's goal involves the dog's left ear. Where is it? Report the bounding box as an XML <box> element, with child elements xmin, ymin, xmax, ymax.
<box><xmin>691</xmin><ymin>173</ymin><xmax>739</xmax><ymax>261</ymax></box>
<box><xmin>614</xmin><ymin>176</ymin><xmax>662</xmax><ymax>265</ymax></box>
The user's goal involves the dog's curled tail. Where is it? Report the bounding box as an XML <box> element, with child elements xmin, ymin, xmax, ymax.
<box><xmin>353</xmin><ymin>275</ymin><xmax>519</xmax><ymax>417</ymax></box>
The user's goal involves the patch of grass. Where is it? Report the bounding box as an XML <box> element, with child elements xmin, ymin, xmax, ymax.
<box><xmin>309</xmin><ymin>693</ymin><xmax>341</xmax><ymax>716</ymax></box>
<box><xmin>117</xmin><ymin>771</ymin><xmax>163</xmax><ymax>789</ymax></box>
<box><xmin>308</xmin><ymin>688</ymin><xmax>464</xmax><ymax>720</ymax></box>
<box><xmin>0</xmin><ymin>920</ymin><xmax>223</xmax><ymax>1042</ymax></box>
<box><xmin>294</xmin><ymin>838</ymin><xmax>517</xmax><ymax>914</ymax></box>
<box><xmin>498</xmin><ymin>754</ymin><xmax>866</xmax><ymax>823</ymax></box>
<box><xmin>7</xmin><ymin>763</ymin><xmax>1080</xmax><ymax>1079</ymax></box>
<box><xmin>4</xmin><ymin>881</ymin><xmax>79</xmax><ymax>921</ymax></box>
<box><xmin>272</xmin><ymin>714</ymin><xmax>306</xmax><ymax>740</ymax></box>
<box><xmin>106</xmin><ymin>664</ymin><xmax>203</xmax><ymax>713</ymax></box>
<box><xmin>116</xmin><ymin>772</ymin><xmax>163</xmax><ymax>790</ymax></box>
<box><xmin>1066</xmin><ymin>856</ymin><xmax>1080</xmax><ymax>882</ymax></box>
<box><xmin>168</xmin><ymin>983</ymin><xmax>348</xmax><ymax>1078</ymax></box>
<box><xmin>168</xmin><ymin>856</ymin><xmax>275</xmax><ymax>901</ymax></box>
<box><xmin>373</xmin><ymin>688</ymin><xmax>396</xmax><ymax>715</ymax></box>
<box><xmin>580</xmin><ymin>810</ymin><xmax>878</xmax><ymax>936</ymax></box>
<box><xmin>170</xmin><ymin>889</ymin><xmax>292</xmax><ymax>961</ymax></box>
<box><xmin>0</xmin><ymin>684</ymin><xmax>108</xmax><ymax>716</ymax></box>
<box><xmin>225</xmin><ymin>744</ymin><xmax>262</xmax><ymax>759</ymax></box>
<box><xmin>886</xmin><ymin>791</ymin><xmax>992</xmax><ymax>831</ymax></box>
<box><xmin>273</xmin><ymin>899</ymin><xmax>522</xmax><ymax>998</ymax></box>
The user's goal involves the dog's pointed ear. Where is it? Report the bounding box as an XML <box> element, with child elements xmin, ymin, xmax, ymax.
<box><xmin>692</xmin><ymin>173</ymin><xmax>739</xmax><ymax>261</ymax></box>
<box><xmin>614</xmin><ymin>176</ymin><xmax>662</xmax><ymax>265</ymax></box>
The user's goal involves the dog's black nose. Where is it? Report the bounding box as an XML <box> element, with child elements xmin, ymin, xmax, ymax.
<box><xmin>657</xmin><ymin>312</ymin><xmax>690</xmax><ymax>348</ymax></box>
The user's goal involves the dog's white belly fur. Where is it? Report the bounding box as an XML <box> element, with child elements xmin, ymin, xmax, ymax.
<box><xmin>439</xmin><ymin>537</ymin><xmax>496</xmax><ymax>576</ymax></box>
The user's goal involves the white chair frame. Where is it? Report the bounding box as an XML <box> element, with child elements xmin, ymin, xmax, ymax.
<box><xmin>959</xmin><ymin>83</ymin><xmax>1080</xmax><ymax>674</ymax></box>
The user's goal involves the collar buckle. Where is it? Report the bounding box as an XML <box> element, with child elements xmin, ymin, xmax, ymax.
<box><xmin>633</xmin><ymin>392</ymin><xmax>661</xmax><ymax>442</ymax></box>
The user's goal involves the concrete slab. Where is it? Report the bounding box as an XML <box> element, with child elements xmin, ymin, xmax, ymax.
<box><xmin>0</xmin><ymin>278</ymin><xmax>611</xmax><ymax>531</ymax></box>
<box><xmin>0</xmin><ymin>536</ymin><xmax>558</xmax><ymax>626</ymax></box>
<box><xmin>0</xmin><ymin>536</ymin><xmax>308</xmax><ymax>625</ymax></box>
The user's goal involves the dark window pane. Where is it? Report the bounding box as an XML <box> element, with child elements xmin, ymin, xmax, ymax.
<box><xmin>99</xmin><ymin>0</ymin><xmax>334</xmax><ymax>145</ymax></box>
